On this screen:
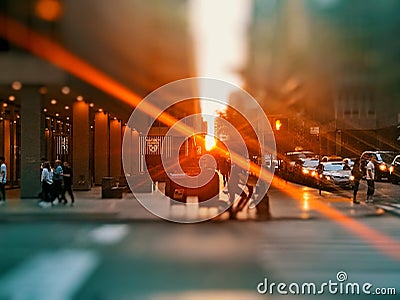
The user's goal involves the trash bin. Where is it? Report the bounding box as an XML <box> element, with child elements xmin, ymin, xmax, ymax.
<box><xmin>102</xmin><ymin>177</ymin><xmax>122</xmax><ymax>199</ymax></box>
<box><xmin>167</xmin><ymin>171</ymin><xmax>219</xmax><ymax>203</ymax></box>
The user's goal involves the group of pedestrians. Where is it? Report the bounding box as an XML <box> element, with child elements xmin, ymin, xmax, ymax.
<box><xmin>39</xmin><ymin>159</ymin><xmax>75</xmax><ymax>208</ymax></box>
<box><xmin>226</xmin><ymin>159</ymin><xmax>262</xmax><ymax>220</ymax></box>
<box><xmin>217</xmin><ymin>155</ymin><xmax>231</xmax><ymax>186</ymax></box>
<box><xmin>351</xmin><ymin>155</ymin><xmax>376</xmax><ymax>204</ymax></box>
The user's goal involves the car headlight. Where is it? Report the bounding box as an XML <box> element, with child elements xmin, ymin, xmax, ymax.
<box><xmin>350</xmin><ymin>175</ymin><xmax>355</xmax><ymax>181</ymax></box>
<box><xmin>389</xmin><ymin>166</ymin><xmax>394</xmax><ymax>174</ymax></box>
<box><xmin>379</xmin><ymin>164</ymin><xmax>387</xmax><ymax>171</ymax></box>
<box><xmin>325</xmin><ymin>176</ymin><xmax>331</xmax><ymax>181</ymax></box>
<box><xmin>311</xmin><ymin>171</ymin><xmax>317</xmax><ymax>177</ymax></box>
<box><xmin>302</xmin><ymin>169</ymin><xmax>309</xmax><ymax>175</ymax></box>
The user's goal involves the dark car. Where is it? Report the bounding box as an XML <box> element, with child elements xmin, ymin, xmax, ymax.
<box><xmin>280</xmin><ymin>151</ymin><xmax>316</xmax><ymax>181</ymax></box>
<box><xmin>294</xmin><ymin>158</ymin><xmax>320</xmax><ymax>185</ymax></box>
<box><xmin>389</xmin><ymin>155</ymin><xmax>400</xmax><ymax>184</ymax></box>
<box><xmin>360</xmin><ymin>151</ymin><xmax>396</xmax><ymax>181</ymax></box>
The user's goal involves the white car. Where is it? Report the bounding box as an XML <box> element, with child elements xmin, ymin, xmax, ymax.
<box><xmin>316</xmin><ymin>161</ymin><xmax>353</xmax><ymax>190</ymax></box>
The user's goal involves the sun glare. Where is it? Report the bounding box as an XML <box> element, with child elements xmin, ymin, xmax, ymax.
<box><xmin>189</xmin><ymin>0</ymin><xmax>251</xmax><ymax>136</ymax></box>
<box><xmin>205</xmin><ymin>134</ymin><xmax>217</xmax><ymax>151</ymax></box>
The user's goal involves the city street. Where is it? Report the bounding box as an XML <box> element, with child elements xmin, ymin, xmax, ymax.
<box><xmin>1</xmin><ymin>1</ymin><xmax>400</xmax><ymax>299</ymax></box>
<box><xmin>371</xmin><ymin>181</ymin><xmax>400</xmax><ymax>216</ymax></box>
<box><xmin>1</xmin><ymin>179</ymin><xmax>399</xmax><ymax>299</ymax></box>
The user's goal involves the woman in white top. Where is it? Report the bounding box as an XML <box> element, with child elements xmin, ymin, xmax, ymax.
<box><xmin>39</xmin><ymin>161</ymin><xmax>53</xmax><ymax>207</ymax></box>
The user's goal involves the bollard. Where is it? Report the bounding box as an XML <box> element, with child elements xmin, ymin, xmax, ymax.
<box><xmin>256</xmin><ymin>194</ymin><xmax>271</xmax><ymax>220</ymax></box>
<box><xmin>102</xmin><ymin>177</ymin><xmax>123</xmax><ymax>199</ymax></box>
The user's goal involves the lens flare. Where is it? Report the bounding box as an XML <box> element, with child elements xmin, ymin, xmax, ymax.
<box><xmin>205</xmin><ymin>134</ymin><xmax>216</xmax><ymax>151</ymax></box>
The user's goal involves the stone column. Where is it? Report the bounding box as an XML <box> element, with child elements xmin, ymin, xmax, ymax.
<box><xmin>0</xmin><ymin>118</ymin><xmax>4</xmax><ymax>157</ymax></box>
<box><xmin>131</xmin><ymin>129</ymin><xmax>140</xmax><ymax>175</ymax></box>
<box><xmin>20</xmin><ymin>86</ymin><xmax>42</xmax><ymax>198</ymax></box>
<box><xmin>72</xmin><ymin>101</ymin><xmax>91</xmax><ymax>190</ymax></box>
<box><xmin>94</xmin><ymin>111</ymin><xmax>109</xmax><ymax>185</ymax></box>
<box><xmin>109</xmin><ymin>119</ymin><xmax>121</xmax><ymax>178</ymax></box>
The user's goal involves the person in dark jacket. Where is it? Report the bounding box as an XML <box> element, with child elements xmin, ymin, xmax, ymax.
<box><xmin>227</xmin><ymin>163</ymin><xmax>249</xmax><ymax>220</ymax></box>
<box><xmin>52</xmin><ymin>160</ymin><xmax>64</xmax><ymax>205</ymax></box>
<box><xmin>62</xmin><ymin>161</ymin><xmax>75</xmax><ymax>206</ymax></box>
<box><xmin>351</xmin><ymin>158</ymin><xmax>363</xmax><ymax>204</ymax></box>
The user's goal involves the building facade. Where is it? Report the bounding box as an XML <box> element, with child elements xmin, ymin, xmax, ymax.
<box><xmin>244</xmin><ymin>0</ymin><xmax>400</xmax><ymax>156</ymax></box>
<box><xmin>0</xmin><ymin>0</ymin><xmax>199</xmax><ymax>197</ymax></box>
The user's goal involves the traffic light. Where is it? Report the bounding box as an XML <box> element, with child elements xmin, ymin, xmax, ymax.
<box><xmin>275</xmin><ymin>119</ymin><xmax>282</xmax><ymax>130</ymax></box>
<box><xmin>273</xmin><ymin>118</ymin><xmax>288</xmax><ymax>131</ymax></box>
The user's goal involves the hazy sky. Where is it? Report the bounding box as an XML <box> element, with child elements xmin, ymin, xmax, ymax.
<box><xmin>189</xmin><ymin>0</ymin><xmax>252</xmax><ymax>140</ymax></box>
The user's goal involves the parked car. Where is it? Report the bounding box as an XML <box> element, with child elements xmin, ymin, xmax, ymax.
<box><xmin>320</xmin><ymin>155</ymin><xmax>343</xmax><ymax>162</ymax></box>
<box><xmin>389</xmin><ymin>154</ymin><xmax>400</xmax><ymax>184</ymax></box>
<box><xmin>315</xmin><ymin>161</ymin><xmax>353</xmax><ymax>190</ymax></box>
<box><xmin>284</xmin><ymin>151</ymin><xmax>316</xmax><ymax>164</ymax></box>
<box><xmin>294</xmin><ymin>158</ymin><xmax>320</xmax><ymax>185</ymax></box>
<box><xmin>360</xmin><ymin>151</ymin><xmax>396</xmax><ymax>181</ymax></box>
<box><xmin>280</xmin><ymin>150</ymin><xmax>316</xmax><ymax>180</ymax></box>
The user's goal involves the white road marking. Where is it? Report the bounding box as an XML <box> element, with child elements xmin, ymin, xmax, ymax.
<box><xmin>88</xmin><ymin>224</ymin><xmax>129</xmax><ymax>245</ymax></box>
<box><xmin>377</xmin><ymin>204</ymin><xmax>396</xmax><ymax>212</ymax></box>
<box><xmin>0</xmin><ymin>249</ymin><xmax>99</xmax><ymax>300</ymax></box>
<box><xmin>150</xmin><ymin>290</ymin><xmax>264</xmax><ymax>300</ymax></box>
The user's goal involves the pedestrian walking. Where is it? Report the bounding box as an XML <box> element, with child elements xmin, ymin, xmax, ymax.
<box><xmin>366</xmin><ymin>156</ymin><xmax>376</xmax><ymax>203</ymax></box>
<box><xmin>343</xmin><ymin>159</ymin><xmax>351</xmax><ymax>170</ymax></box>
<box><xmin>227</xmin><ymin>163</ymin><xmax>249</xmax><ymax>220</ymax></box>
<box><xmin>235</xmin><ymin>171</ymin><xmax>256</xmax><ymax>212</ymax></box>
<box><xmin>219</xmin><ymin>155</ymin><xmax>230</xmax><ymax>186</ymax></box>
<box><xmin>0</xmin><ymin>156</ymin><xmax>7</xmax><ymax>205</ymax></box>
<box><xmin>351</xmin><ymin>158</ymin><xmax>363</xmax><ymax>204</ymax></box>
<box><xmin>38</xmin><ymin>157</ymin><xmax>47</xmax><ymax>199</ymax></box>
<box><xmin>62</xmin><ymin>161</ymin><xmax>75</xmax><ymax>206</ymax></box>
<box><xmin>316</xmin><ymin>162</ymin><xmax>324</xmax><ymax>195</ymax></box>
<box><xmin>39</xmin><ymin>161</ymin><xmax>53</xmax><ymax>207</ymax></box>
<box><xmin>52</xmin><ymin>160</ymin><xmax>65</xmax><ymax>205</ymax></box>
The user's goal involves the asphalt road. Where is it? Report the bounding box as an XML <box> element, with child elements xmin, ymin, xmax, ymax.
<box><xmin>0</xmin><ymin>182</ymin><xmax>400</xmax><ymax>300</ymax></box>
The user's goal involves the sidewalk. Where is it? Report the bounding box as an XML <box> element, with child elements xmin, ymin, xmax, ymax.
<box><xmin>0</xmin><ymin>187</ymin><xmax>159</xmax><ymax>222</ymax></box>
<box><xmin>0</xmin><ymin>179</ymin><xmax>385</xmax><ymax>223</ymax></box>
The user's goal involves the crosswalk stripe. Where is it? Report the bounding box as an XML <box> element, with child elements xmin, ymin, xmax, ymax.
<box><xmin>376</xmin><ymin>203</ymin><xmax>400</xmax><ymax>216</ymax></box>
<box><xmin>0</xmin><ymin>249</ymin><xmax>99</xmax><ymax>300</ymax></box>
<box><xmin>88</xmin><ymin>224</ymin><xmax>129</xmax><ymax>245</ymax></box>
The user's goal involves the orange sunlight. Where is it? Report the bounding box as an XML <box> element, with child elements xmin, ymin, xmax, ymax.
<box><xmin>205</xmin><ymin>134</ymin><xmax>216</xmax><ymax>151</ymax></box>
<box><xmin>2</xmin><ymin>14</ymin><xmax>400</xmax><ymax>261</ymax></box>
